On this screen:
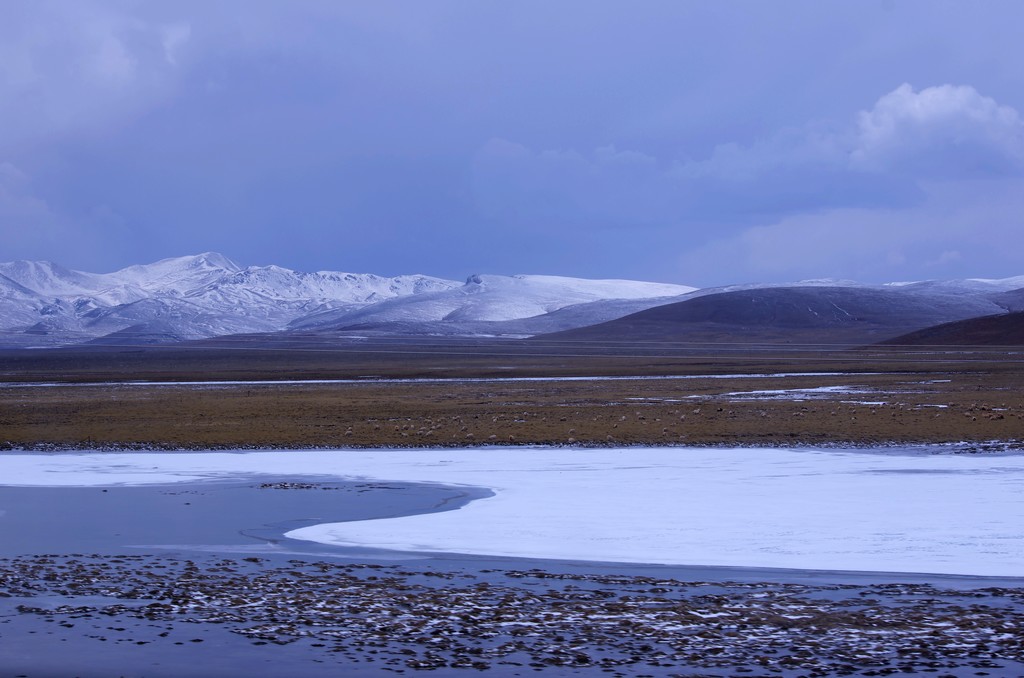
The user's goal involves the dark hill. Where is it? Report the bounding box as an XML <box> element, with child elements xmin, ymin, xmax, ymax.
<box><xmin>990</xmin><ymin>288</ymin><xmax>1024</xmax><ymax>312</ymax></box>
<box><xmin>879</xmin><ymin>311</ymin><xmax>1024</xmax><ymax>347</ymax></box>
<box><xmin>536</xmin><ymin>286</ymin><xmax>1008</xmax><ymax>347</ymax></box>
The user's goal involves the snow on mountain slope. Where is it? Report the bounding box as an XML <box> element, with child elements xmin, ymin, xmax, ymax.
<box><xmin>293</xmin><ymin>274</ymin><xmax>695</xmax><ymax>330</ymax></box>
<box><xmin>187</xmin><ymin>265</ymin><xmax>457</xmax><ymax>319</ymax></box>
<box><xmin>0</xmin><ymin>253</ymin><xmax>463</xmax><ymax>346</ymax></box>
<box><xmin>0</xmin><ymin>275</ymin><xmax>51</xmax><ymax>334</ymax></box>
<box><xmin>976</xmin><ymin>274</ymin><xmax>1024</xmax><ymax>290</ymax></box>
<box><xmin>886</xmin><ymin>275</ymin><xmax>1024</xmax><ymax>294</ymax></box>
<box><xmin>81</xmin><ymin>297</ymin><xmax>288</xmax><ymax>343</ymax></box>
<box><xmin>0</xmin><ymin>255</ymin><xmax>696</xmax><ymax>346</ymax></box>
<box><xmin>0</xmin><ymin>253</ymin><xmax>239</xmax><ymax>308</ymax></box>
<box><xmin>0</xmin><ymin>254</ymin><xmax>244</xmax><ymax>346</ymax></box>
<box><xmin>0</xmin><ymin>272</ymin><xmax>41</xmax><ymax>301</ymax></box>
<box><xmin>0</xmin><ymin>260</ymin><xmax>104</xmax><ymax>298</ymax></box>
<box><xmin>104</xmin><ymin>252</ymin><xmax>241</xmax><ymax>297</ymax></box>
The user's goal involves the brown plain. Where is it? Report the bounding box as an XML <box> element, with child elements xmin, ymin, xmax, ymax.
<box><xmin>2</xmin><ymin>341</ymin><xmax>1023</xmax><ymax>449</ymax></box>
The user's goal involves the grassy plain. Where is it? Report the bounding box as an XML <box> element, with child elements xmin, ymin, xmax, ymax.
<box><xmin>2</xmin><ymin>339</ymin><xmax>1023</xmax><ymax>449</ymax></box>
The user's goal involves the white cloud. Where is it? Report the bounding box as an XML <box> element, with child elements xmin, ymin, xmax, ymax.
<box><xmin>851</xmin><ymin>83</ymin><xmax>1024</xmax><ymax>176</ymax></box>
<box><xmin>683</xmin><ymin>84</ymin><xmax>1024</xmax><ymax>183</ymax></box>
<box><xmin>472</xmin><ymin>84</ymin><xmax>1024</xmax><ymax>234</ymax></box>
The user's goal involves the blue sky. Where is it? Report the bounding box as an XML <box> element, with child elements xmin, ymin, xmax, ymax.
<box><xmin>2</xmin><ymin>1</ymin><xmax>1023</xmax><ymax>286</ymax></box>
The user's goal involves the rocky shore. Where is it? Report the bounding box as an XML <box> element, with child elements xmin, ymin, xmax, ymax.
<box><xmin>3</xmin><ymin>553</ymin><xmax>1023</xmax><ymax>676</ymax></box>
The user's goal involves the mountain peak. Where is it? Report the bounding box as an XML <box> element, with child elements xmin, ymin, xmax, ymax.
<box><xmin>92</xmin><ymin>253</ymin><xmax>241</xmax><ymax>302</ymax></box>
<box><xmin>154</xmin><ymin>252</ymin><xmax>240</xmax><ymax>273</ymax></box>
<box><xmin>190</xmin><ymin>252</ymin><xmax>239</xmax><ymax>270</ymax></box>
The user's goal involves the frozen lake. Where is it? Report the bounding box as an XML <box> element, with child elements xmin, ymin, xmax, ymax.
<box><xmin>2</xmin><ymin>446</ymin><xmax>1023</xmax><ymax>577</ymax></box>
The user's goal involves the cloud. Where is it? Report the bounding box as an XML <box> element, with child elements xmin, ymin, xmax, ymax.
<box><xmin>3</xmin><ymin>2</ymin><xmax>1022</xmax><ymax>285</ymax></box>
<box><xmin>471</xmin><ymin>84</ymin><xmax>1024</xmax><ymax>232</ymax></box>
<box><xmin>0</xmin><ymin>2</ymin><xmax>192</xmax><ymax>148</ymax></box>
<box><xmin>851</xmin><ymin>84</ymin><xmax>1024</xmax><ymax>177</ymax></box>
<box><xmin>673</xmin><ymin>177</ymin><xmax>1024</xmax><ymax>285</ymax></box>
<box><xmin>683</xmin><ymin>84</ymin><xmax>1024</xmax><ymax>181</ymax></box>
<box><xmin>0</xmin><ymin>3</ymin><xmax>196</xmax><ymax>268</ymax></box>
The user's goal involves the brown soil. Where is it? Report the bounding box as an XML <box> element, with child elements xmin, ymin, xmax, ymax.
<box><xmin>3</xmin><ymin>345</ymin><xmax>1024</xmax><ymax>449</ymax></box>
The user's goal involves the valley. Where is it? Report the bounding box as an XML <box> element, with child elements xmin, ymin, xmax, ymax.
<box><xmin>4</xmin><ymin>255</ymin><xmax>1024</xmax><ymax>677</ymax></box>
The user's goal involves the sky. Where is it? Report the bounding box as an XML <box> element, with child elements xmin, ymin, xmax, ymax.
<box><xmin>2</xmin><ymin>1</ymin><xmax>1023</xmax><ymax>287</ymax></box>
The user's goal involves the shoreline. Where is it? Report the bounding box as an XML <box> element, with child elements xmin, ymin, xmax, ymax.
<box><xmin>3</xmin><ymin>461</ymin><xmax>1024</xmax><ymax>675</ymax></box>
<box><xmin>4</xmin><ymin>549</ymin><xmax>1024</xmax><ymax>676</ymax></box>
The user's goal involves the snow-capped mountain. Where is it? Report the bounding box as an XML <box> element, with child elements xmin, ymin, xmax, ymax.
<box><xmin>0</xmin><ymin>254</ymin><xmax>695</xmax><ymax>347</ymax></box>
<box><xmin>291</xmin><ymin>273</ymin><xmax>696</xmax><ymax>333</ymax></box>
<box><xmin>0</xmin><ymin>253</ymin><xmax>459</xmax><ymax>346</ymax></box>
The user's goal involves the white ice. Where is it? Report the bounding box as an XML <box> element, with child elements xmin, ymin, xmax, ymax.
<box><xmin>1</xmin><ymin>447</ymin><xmax>1022</xmax><ymax>577</ymax></box>
<box><xmin>722</xmin><ymin>385</ymin><xmax>877</xmax><ymax>400</ymax></box>
<box><xmin>0</xmin><ymin>372</ymin><xmax>874</xmax><ymax>389</ymax></box>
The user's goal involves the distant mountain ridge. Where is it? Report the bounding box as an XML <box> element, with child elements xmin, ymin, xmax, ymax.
<box><xmin>0</xmin><ymin>254</ymin><xmax>696</xmax><ymax>347</ymax></box>
<box><xmin>4</xmin><ymin>253</ymin><xmax>1023</xmax><ymax>348</ymax></box>
<box><xmin>539</xmin><ymin>282</ymin><xmax>1024</xmax><ymax>348</ymax></box>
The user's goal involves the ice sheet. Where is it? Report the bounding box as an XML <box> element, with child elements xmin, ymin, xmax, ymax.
<box><xmin>0</xmin><ymin>372</ymin><xmax>874</xmax><ymax>389</ymax></box>
<box><xmin>1</xmin><ymin>447</ymin><xmax>1022</xmax><ymax>576</ymax></box>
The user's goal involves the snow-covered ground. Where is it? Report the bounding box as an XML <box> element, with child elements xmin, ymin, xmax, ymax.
<box><xmin>2</xmin><ymin>447</ymin><xmax>1022</xmax><ymax>577</ymax></box>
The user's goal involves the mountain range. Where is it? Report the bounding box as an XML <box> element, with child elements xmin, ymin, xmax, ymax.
<box><xmin>0</xmin><ymin>253</ymin><xmax>695</xmax><ymax>347</ymax></box>
<box><xmin>2</xmin><ymin>253</ymin><xmax>1023</xmax><ymax>349</ymax></box>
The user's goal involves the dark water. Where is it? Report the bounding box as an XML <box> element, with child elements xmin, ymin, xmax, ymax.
<box><xmin>0</xmin><ymin>476</ymin><xmax>489</xmax><ymax>558</ymax></box>
<box><xmin>0</xmin><ymin>479</ymin><xmax>492</xmax><ymax>677</ymax></box>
